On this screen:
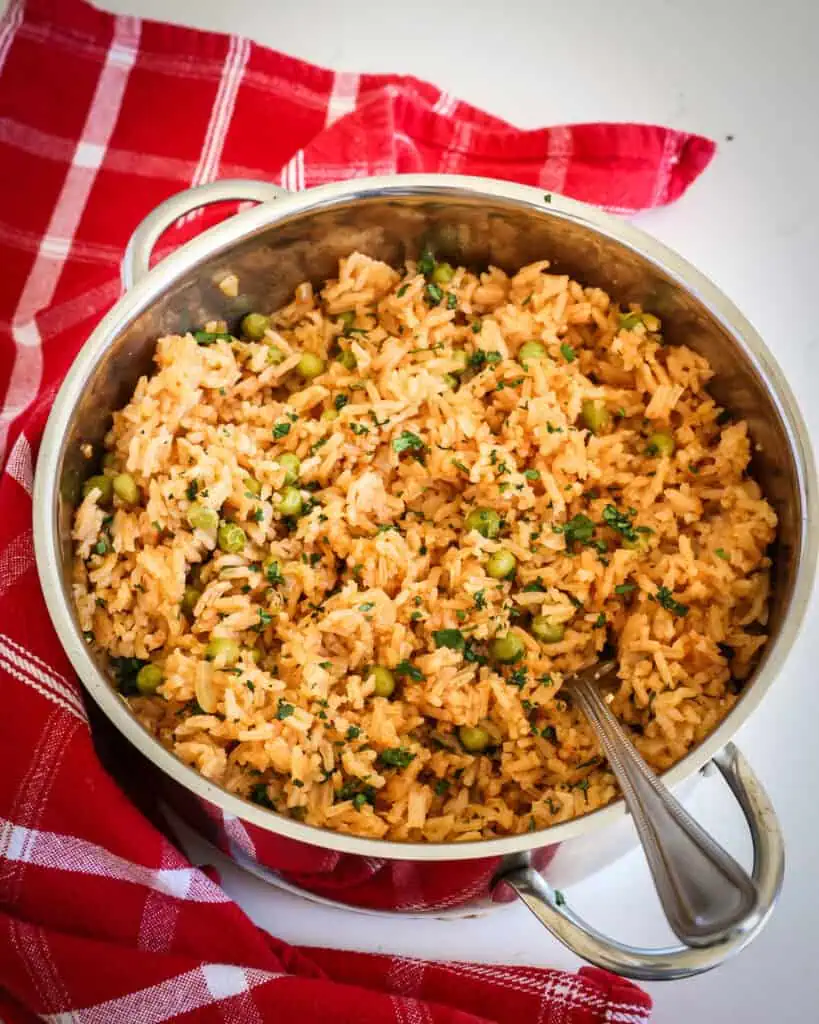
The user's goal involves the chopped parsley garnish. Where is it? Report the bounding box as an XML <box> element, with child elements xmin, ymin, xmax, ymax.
<box><xmin>337</xmin><ymin>782</ymin><xmax>376</xmax><ymax>808</ymax></box>
<box><xmin>379</xmin><ymin>747</ymin><xmax>416</xmax><ymax>769</ymax></box>
<box><xmin>556</xmin><ymin>514</ymin><xmax>596</xmax><ymax>545</ymax></box>
<box><xmin>614</xmin><ymin>582</ymin><xmax>636</xmax><ymax>595</ymax></box>
<box><xmin>276</xmin><ymin>700</ymin><xmax>296</xmax><ymax>720</ymax></box>
<box><xmin>446</xmin><ymin>292</ymin><xmax>458</xmax><ymax>310</ymax></box>
<box><xmin>433</xmin><ymin>629</ymin><xmax>465</xmax><ymax>651</ymax></box>
<box><xmin>559</xmin><ymin>342</ymin><xmax>576</xmax><ymax>363</ymax></box>
<box><xmin>255</xmin><ymin>608</ymin><xmax>273</xmax><ymax>631</ymax></box>
<box><xmin>246</xmin><ymin>680</ymin><xmax>255</xmax><ymax>692</ymax></box>
<box><xmin>265</xmin><ymin>561</ymin><xmax>284</xmax><ymax>585</ymax></box>
<box><xmin>469</xmin><ymin>349</ymin><xmax>502</xmax><ymax>370</ymax></box>
<box><xmin>601</xmin><ymin>504</ymin><xmax>639</xmax><ymax>543</ymax></box>
<box><xmin>594</xmin><ymin>612</ymin><xmax>606</xmax><ymax>628</ymax></box>
<box><xmin>715</xmin><ymin>548</ymin><xmax>729</xmax><ymax>560</ymax></box>
<box><xmin>272</xmin><ymin>422</ymin><xmax>291</xmax><ymax>438</ymax></box>
<box><xmin>417</xmin><ymin>249</ymin><xmax>436</xmax><ymax>277</ymax></box>
<box><xmin>463</xmin><ymin>638</ymin><xmax>488</xmax><ymax>666</ymax></box>
<box><xmin>93</xmin><ymin>537</ymin><xmax>111</xmax><ymax>556</ymax></box>
<box><xmin>194</xmin><ymin>330</ymin><xmax>232</xmax><ymax>345</ymax></box>
<box><xmin>110</xmin><ymin>656</ymin><xmax>148</xmax><ymax>695</ymax></box>
<box><xmin>395</xmin><ymin>660</ymin><xmax>423</xmax><ymax>681</ymax></box>
<box><xmin>319</xmin><ymin>661</ymin><xmax>332</xmax><ymax>670</ymax></box>
<box><xmin>524</xmin><ymin>469</ymin><xmax>541</xmax><ymax>480</ymax></box>
<box><xmin>396</xmin><ymin>283</ymin><xmax>410</xmax><ymax>298</ymax></box>
<box><xmin>350</xmin><ymin>423</ymin><xmax>370</xmax><ymax>436</ymax></box>
<box><xmin>359</xmin><ymin>602</ymin><xmax>375</xmax><ymax>612</ymax></box>
<box><xmin>346</xmin><ymin>725</ymin><xmax>361</xmax><ymax>740</ymax></box>
<box><xmin>334</xmin><ymin>393</ymin><xmax>349</xmax><ymax>411</ymax></box>
<box><xmin>310</xmin><ymin>437</ymin><xmax>329</xmax><ymax>455</ymax></box>
<box><xmin>653</xmin><ymin>586</ymin><xmax>689</xmax><ymax>617</ymax></box>
<box><xmin>471</xmin><ymin>320</ymin><xmax>482</xmax><ymax>333</ymax></box>
<box><xmin>541</xmin><ymin>725</ymin><xmax>557</xmax><ymax>742</ymax></box>
<box><xmin>474</xmin><ymin>589</ymin><xmax>486</xmax><ymax>610</ymax></box>
<box><xmin>425</xmin><ymin>282</ymin><xmax>444</xmax><ymax>305</ymax></box>
<box><xmin>186</xmin><ymin>479</ymin><xmax>199</xmax><ymax>501</ymax></box>
<box><xmin>509</xmin><ymin>666</ymin><xmax>528</xmax><ymax>689</ymax></box>
<box><xmin>452</xmin><ymin>459</ymin><xmax>469</xmax><ymax>474</ymax></box>
<box><xmin>522</xmin><ymin>578</ymin><xmax>546</xmax><ymax>593</ymax></box>
<box><xmin>249</xmin><ymin>782</ymin><xmax>275</xmax><ymax>809</ymax></box>
<box><xmin>251</xmin><ymin>507</ymin><xmax>264</xmax><ymax>523</ymax></box>
<box><xmin>554</xmin><ymin>889</ymin><xmax>566</xmax><ymax>906</ymax></box>
<box><xmin>434</xmin><ymin>779</ymin><xmax>450</xmax><ymax>796</ymax></box>
<box><xmin>543</xmin><ymin>193</ymin><xmax>552</xmax><ymax>204</ymax></box>
<box><xmin>392</xmin><ymin>431</ymin><xmax>425</xmax><ymax>455</ymax></box>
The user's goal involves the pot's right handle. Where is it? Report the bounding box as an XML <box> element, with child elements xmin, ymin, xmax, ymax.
<box><xmin>497</xmin><ymin>743</ymin><xmax>784</xmax><ymax>982</ymax></box>
<box><xmin>122</xmin><ymin>179</ymin><xmax>288</xmax><ymax>290</ymax></box>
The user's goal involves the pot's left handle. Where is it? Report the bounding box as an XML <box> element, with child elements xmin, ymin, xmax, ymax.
<box><xmin>122</xmin><ymin>179</ymin><xmax>288</xmax><ymax>290</ymax></box>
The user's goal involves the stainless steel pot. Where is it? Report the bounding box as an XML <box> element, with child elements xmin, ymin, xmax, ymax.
<box><xmin>33</xmin><ymin>174</ymin><xmax>818</xmax><ymax>981</ymax></box>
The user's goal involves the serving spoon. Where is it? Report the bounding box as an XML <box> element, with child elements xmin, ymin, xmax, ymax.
<box><xmin>565</xmin><ymin>661</ymin><xmax>759</xmax><ymax>947</ymax></box>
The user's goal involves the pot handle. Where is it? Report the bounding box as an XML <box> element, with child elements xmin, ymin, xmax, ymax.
<box><xmin>121</xmin><ymin>179</ymin><xmax>288</xmax><ymax>289</ymax></box>
<box><xmin>497</xmin><ymin>743</ymin><xmax>784</xmax><ymax>981</ymax></box>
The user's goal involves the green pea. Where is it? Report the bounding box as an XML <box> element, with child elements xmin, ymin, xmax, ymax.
<box><xmin>519</xmin><ymin>341</ymin><xmax>547</xmax><ymax>366</ymax></box>
<box><xmin>266</xmin><ymin>346</ymin><xmax>285</xmax><ymax>365</ymax></box>
<box><xmin>582</xmin><ymin>399</ymin><xmax>612</xmax><ymax>436</ymax></box>
<box><xmin>370</xmin><ymin>666</ymin><xmax>396</xmax><ymax>698</ymax></box>
<box><xmin>82</xmin><ymin>474</ymin><xmax>113</xmax><ymax>506</ymax></box>
<box><xmin>432</xmin><ymin>262</ymin><xmax>455</xmax><ymax>284</ymax></box>
<box><xmin>297</xmin><ymin>352</ymin><xmax>326</xmax><ymax>379</ymax></box>
<box><xmin>489</xmin><ymin>632</ymin><xmax>525</xmax><ymax>663</ymax></box>
<box><xmin>487</xmin><ymin>549</ymin><xmax>516</xmax><ymax>579</ymax></box>
<box><xmin>182</xmin><ymin>586</ymin><xmax>201</xmax><ymax>615</ymax></box>
<box><xmin>205</xmin><ymin>637</ymin><xmax>240</xmax><ymax>666</ymax></box>
<box><xmin>450</xmin><ymin>349</ymin><xmax>469</xmax><ymax>375</ymax></box>
<box><xmin>242</xmin><ymin>313</ymin><xmax>270</xmax><ymax>340</ymax></box>
<box><xmin>217</xmin><ymin>522</ymin><xmax>246</xmax><ymax>553</ymax></box>
<box><xmin>112</xmin><ymin>473</ymin><xmax>139</xmax><ymax>505</ymax></box>
<box><xmin>243</xmin><ymin>476</ymin><xmax>261</xmax><ymax>496</ymax></box>
<box><xmin>337</xmin><ymin>349</ymin><xmax>357</xmax><ymax>370</ymax></box>
<box><xmin>321</xmin><ymin>407</ymin><xmax>339</xmax><ymax>422</ymax></box>
<box><xmin>277</xmin><ymin>453</ymin><xmax>301</xmax><ymax>485</ymax></box>
<box><xmin>459</xmin><ymin>724</ymin><xmax>490</xmax><ymax>752</ymax></box>
<box><xmin>646</xmin><ymin>431</ymin><xmax>675</xmax><ymax>457</ymax></box>
<box><xmin>188</xmin><ymin>504</ymin><xmax>219</xmax><ymax>532</ymax></box>
<box><xmin>136</xmin><ymin>663</ymin><xmax>163</xmax><ymax>695</ymax></box>
<box><xmin>338</xmin><ymin>310</ymin><xmax>356</xmax><ymax>331</ymax></box>
<box><xmin>465</xmin><ymin>507</ymin><xmax>501</xmax><ymax>539</ymax></box>
<box><xmin>442</xmin><ymin>373</ymin><xmax>459</xmax><ymax>391</ymax></box>
<box><xmin>531</xmin><ymin>616</ymin><xmax>565</xmax><ymax>644</ymax></box>
<box><xmin>277</xmin><ymin>486</ymin><xmax>303</xmax><ymax>518</ymax></box>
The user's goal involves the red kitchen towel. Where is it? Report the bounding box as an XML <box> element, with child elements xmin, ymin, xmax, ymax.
<box><xmin>0</xmin><ymin>0</ymin><xmax>719</xmax><ymax>1018</ymax></box>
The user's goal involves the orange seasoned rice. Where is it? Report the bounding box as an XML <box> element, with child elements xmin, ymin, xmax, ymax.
<box><xmin>71</xmin><ymin>252</ymin><xmax>777</xmax><ymax>842</ymax></box>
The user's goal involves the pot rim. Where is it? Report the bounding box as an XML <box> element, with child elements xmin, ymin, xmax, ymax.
<box><xmin>33</xmin><ymin>173</ymin><xmax>819</xmax><ymax>862</ymax></box>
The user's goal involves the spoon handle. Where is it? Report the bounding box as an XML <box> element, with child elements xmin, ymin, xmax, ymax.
<box><xmin>569</xmin><ymin>671</ymin><xmax>759</xmax><ymax>947</ymax></box>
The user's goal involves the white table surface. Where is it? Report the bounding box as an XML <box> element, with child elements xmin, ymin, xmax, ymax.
<box><xmin>76</xmin><ymin>1</ymin><xmax>819</xmax><ymax>1019</ymax></box>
